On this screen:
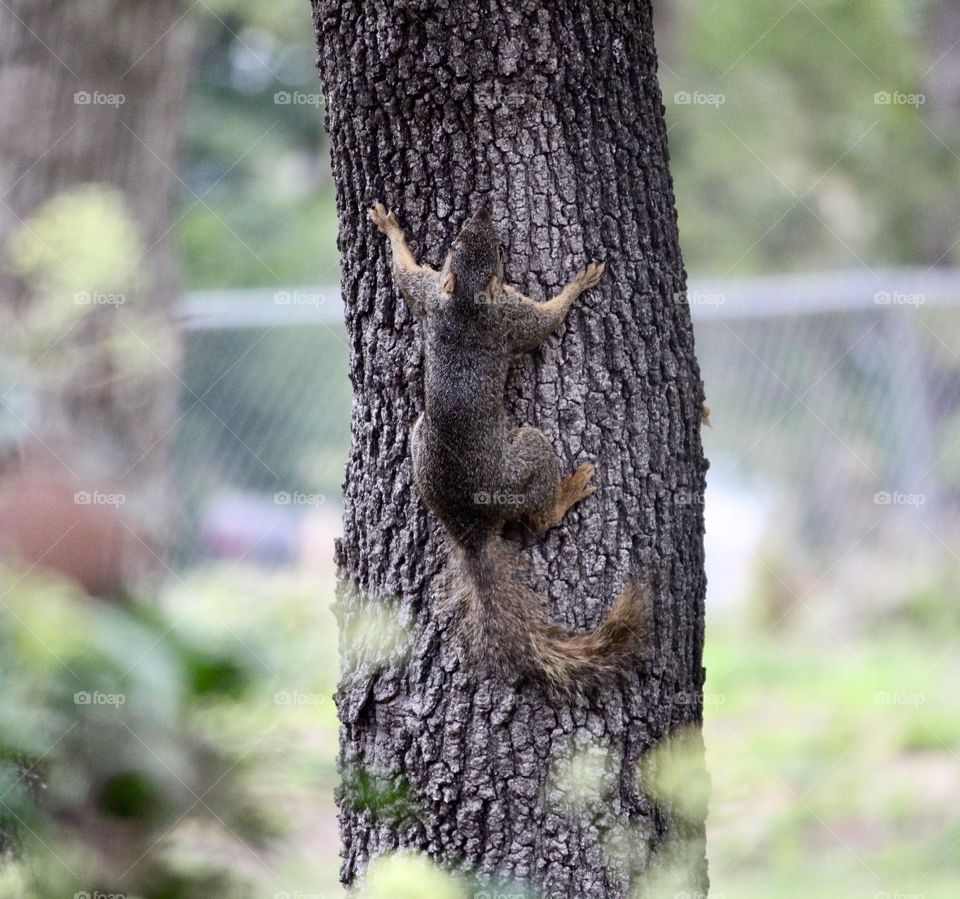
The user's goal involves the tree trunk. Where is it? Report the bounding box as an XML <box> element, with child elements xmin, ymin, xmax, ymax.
<box><xmin>923</xmin><ymin>0</ymin><xmax>960</xmax><ymax>265</ymax></box>
<box><xmin>312</xmin><ymin>2</ymin><xmax>709</xmax><ymax>896</ymax></box>
<box><xmin>0</xmin><ymin>0</ymin><xmax>192</xmax><ymax>564</ymax></box>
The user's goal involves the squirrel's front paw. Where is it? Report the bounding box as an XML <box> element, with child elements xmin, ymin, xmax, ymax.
<box><xmin>571</xmin><ymin>261</ymin><xmax>605</xmax><ymax>292</ymax></box>
<box><xmin>368</xmin><ymin>202</ymin><xmax>400</xmax><ymax>235</ymax></box>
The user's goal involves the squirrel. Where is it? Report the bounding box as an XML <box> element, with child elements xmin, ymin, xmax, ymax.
<box><xmin>369</xmin><ymin>203</ymin><xmax>651</xmax><ymax>692</ymax></box>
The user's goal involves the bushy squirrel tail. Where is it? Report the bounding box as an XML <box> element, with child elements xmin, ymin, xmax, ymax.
<box><xmin>449</xmin><ymin>538</ymin><xmax>652</xmax><ymax>692</ymax></box>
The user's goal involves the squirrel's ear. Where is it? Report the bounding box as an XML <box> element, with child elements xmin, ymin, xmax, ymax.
<box><xmin>441</xmin><ymin>271</ymin><xmax>457</xmax><ymax>294</ymax></box>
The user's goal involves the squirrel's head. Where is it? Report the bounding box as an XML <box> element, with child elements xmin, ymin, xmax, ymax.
<box><xmin>441</xmin><ymin>208</ymin><xmax>503</xmax><ymax>304</ymax></box>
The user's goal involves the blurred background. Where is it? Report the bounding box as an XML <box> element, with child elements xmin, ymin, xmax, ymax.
<box><xmin>0</xmin><ymin>0</ymin><xmax>958</xmax><ymax>896</ymax></box>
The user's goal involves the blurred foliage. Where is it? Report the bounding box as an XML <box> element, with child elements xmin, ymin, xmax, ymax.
<box><xmin>0</xmin><ymin>562</ymin><xmax>343</xmax><ymax>898</ymax></box>
<box><xmin>171</xmin><ymin>0</ymin><xmax>348</xmax><ymax>540</ymax></box>
<box><xmin>6</xmin><ymin>186</ymin><xmax>141</xmax><ymax>303</ymax></box>
<box><xmin>2</xmin><ymin>186</ymin><xmax>174</xmax><ymax>394</ymax></box>
<box><xmin>338</xmin><ymin>595</ymin><xmax>413</xmax><ymax>669</ymax></box>
<box><xmin>357</xmin><ymin>853</ymin><xmax>464</xmax><ymax>899</ymax></box>
<box><xmin>179</xmin><ymin>0</ymin><xmax>958</xmax><ymax>284</ymax></box>
<box><xmin>0</xmin><ymin>567</ymin><xmax>266</xmax><ymax>898</ymax></box>
<box><xmin>639</xmin><ymin>727</ymin><xmax>711</xmax><ymax>826</ymax></box>
<box><xmin>552</xmin><ymin>743</ymin><xmax>615</xmax><ymax>811</ymax></box>
<box><xmin>662</xmin><ymin>0</ymin><xmax>954</xmax><ymax>273</ymax></box>
<box><xmin>181</xmin><ymin>0</ymin><xmax>339</xmax><ymax>288</ymax></box>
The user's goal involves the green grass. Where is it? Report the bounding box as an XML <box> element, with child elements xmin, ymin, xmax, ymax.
<box><xmin>705</xmin><ymin>621</ymin><xmax>960</xmax><ymax>899</ymax></box>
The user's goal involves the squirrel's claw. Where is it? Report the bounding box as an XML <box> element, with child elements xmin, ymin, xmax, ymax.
<box><xmin>369</xmin><ymin>202</ymin><xmax>399</xmax><ymax>234</ymax></box>
<box><xmin>573</xmin><ymin>261</ymin><xmax>605</xmax><ymax>291</ymax></box>
<box><xmin>567</xmin><ymin>462</ymin><xmax>597</xmax><ymax>500</ymax></box>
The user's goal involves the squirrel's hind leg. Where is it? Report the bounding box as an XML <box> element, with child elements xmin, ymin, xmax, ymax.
<box><xmin>551</xmin><ymin>463</ymin><xmax>596</xmax><ymax>525</ymax></box>
<box><xmin>504</xmin><ymin>428</ymin><xmax>595</xmax><ymax>532</ymax></box>
<box><xmin>527</xmin><ymin>462</ymin><xmax>596</xmax><ymax>533</ymax></box>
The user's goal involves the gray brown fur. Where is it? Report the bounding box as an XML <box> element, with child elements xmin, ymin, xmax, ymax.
<box><xmin>369</xmin><ymin>203</ymin><xmax>651</xmax><ymax>692</ymax></box>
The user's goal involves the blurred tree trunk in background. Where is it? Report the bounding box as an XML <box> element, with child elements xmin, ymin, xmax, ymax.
<box><xmin>313</xmin><ymin>2</ymin><xmax>709</xmax><ymax>897</ymax></box>
<box><xmin>0</xmin><ymin>0</ymin><xmax>193</xmax><ymax>574</ymax></box>
<box><xmin>923</xmin><ymin>0</ymin><xmax>960</xmax><ymax>265</ymax></box>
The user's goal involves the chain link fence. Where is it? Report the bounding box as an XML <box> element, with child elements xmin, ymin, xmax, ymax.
<box><xmin>176</xmin><ymin>270</ymin><xmax>960</xmax><ymax>614</ymax></box>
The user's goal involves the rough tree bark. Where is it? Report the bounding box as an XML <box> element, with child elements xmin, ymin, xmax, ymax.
<box><xmin>313</xmin><ymin>2</ymin><xmax>709</xmax><ymax>896</ymax></box>
<box><xmin>0</xmin><ymin>0</ymin><xmax>192</xmax><ymax>560</ymax></box>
